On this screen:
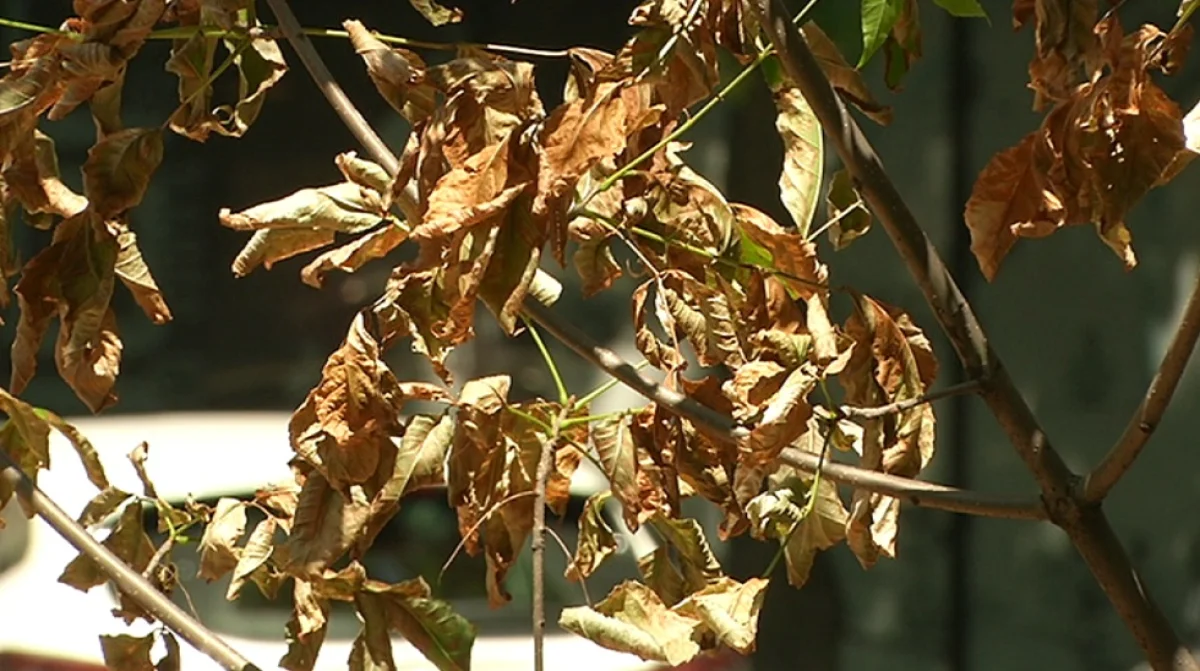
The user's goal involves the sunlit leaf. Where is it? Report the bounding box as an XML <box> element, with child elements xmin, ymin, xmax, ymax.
<box><xmin>673</xmin><ymin>577</ymin><xmax>769</xmax><ymax>654</ymax></box>
<box><xmin>345</xmin><ymin>21</ymin><xmax>436</xmax><ymax>124</ymax></box>
<box><xmin>860</xmin><ymin>0</ymin><xmax>904</xmax><ymax>67</ymax></box>
<box><xmin>220</xmin><ymin>182</ymin><xmax>389</xmax><ymax>234</ymax></box>
<box><xmin>408</xmin><ymin>0</ymin><xmax>464</xmax><ymax>26</ymax></box>
<box><xmin>770</xmin><ymin>86</ymin><xmax>823</xmax><ymax>237</ymax></box>
<box><xmin>934</xmin><ymin>0</ymin><xmax>987</xmax><ymax>18</ymax></box>
<box><xmin>560</xmin><ymin>581</ymin><xmax>702</xmax><ymax>665</ymax></box>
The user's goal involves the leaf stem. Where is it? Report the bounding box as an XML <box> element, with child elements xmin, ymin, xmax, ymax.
<box><xmin>574</xmin><ymin>362</ymin><xmax>651</xmax><ymax>409</ymax></box>
<box><xmin>524</xmin><ymin>317</ymin><xmax>569</xmax><ymax>406</ymax></box>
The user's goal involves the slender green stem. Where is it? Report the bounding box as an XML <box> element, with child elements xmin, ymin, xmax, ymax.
<box><xmin>504</xmin><ymin>404</ymin><xmax>556</xmax><ymax>435</ymax></box>
<box><xmin>524</xmin><ymin>317</ymin><xmax>569</xmax><ymax>406</ymax></box>
<box><xmin>575</xmin><ymin>360</ymin><xmax>651</xmax><ymax>408</ymax></box>
<box><xmin>559</xmin><ymin>409</ymin><xmax>633</xmax><ymax>430</ymax></box>
<box><xmin>0</xmin><ymin>17</ymin><xmax>74</xmax><ymax>37</ymax></box>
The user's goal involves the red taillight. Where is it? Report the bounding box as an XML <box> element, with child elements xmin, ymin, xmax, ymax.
<box><xmin>0</xmin><ymin>652</ymin><xmax>106</xmax><ymax>671</ymax></box>
<box><xmin>663</xmin><ymin>648</ymin><xmax>750</xmax><ymax>671</ymax></box>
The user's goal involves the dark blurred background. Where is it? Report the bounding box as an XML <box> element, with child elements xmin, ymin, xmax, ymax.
<box><xmin>5</xmin><ymin>1</ymin><xmax>1200</xmax><ymax>669</ymax></box>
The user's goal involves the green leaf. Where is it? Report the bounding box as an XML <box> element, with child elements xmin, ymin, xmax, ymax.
<box><xmin>934</xmin><ymin>0</ymin><xmax>987</xmax><ymax>18</ymax></box>
<box><xmin>859</xmin><ymin>0</ymin><xmax>903</xmax><ymax>67</ymax></box>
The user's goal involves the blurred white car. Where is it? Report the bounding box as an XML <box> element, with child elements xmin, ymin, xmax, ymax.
<box><xmin>0</xmin><ymin>412</ymin><xmax>745</xmax><ymax>671</ymax></box>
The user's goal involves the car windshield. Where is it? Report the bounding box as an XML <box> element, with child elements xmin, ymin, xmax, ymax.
<box><xmin>134</xmin><ymin>488</ymin><xmax>642</xmax><ymax>641</ymax></box>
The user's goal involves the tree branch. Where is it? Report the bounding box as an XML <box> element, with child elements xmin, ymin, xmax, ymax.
<box><xmin>749</xmin><ymin>1</ymin><xmax>1196</xmax><ymax>668</ymax></box>
<box><xmin>839</xmin><ymin>380</ymin><xmax>982</xmax><ymax>420</ymax></box>
<box><xmin>524</xmin><ymin>301</ymin><xmax>1042</xmax><ymax>520</ymax></box>
<box><xmin>1085</xmin><ymin>266</ymin><xmax>1200</xmax><ymax>502</ymax></box>
<box><xmin>779</xmin><ymin>447</ymin><xmax>1044</xmax><ymax>520</ymax></box>
<box><xmin>532</xmin><ymin>432</ymin><xmax>556</xmax><ymax>671</ymax></box>
<box><xmin>0</xmin><ymin>452</ymin><xmax>260</xmax><ymax>671</ymax></box>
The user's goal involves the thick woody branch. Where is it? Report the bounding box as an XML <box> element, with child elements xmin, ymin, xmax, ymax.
<box><xmin>749</xmin><ymin>1</ymin><xmax>1195</xmax><ymax>668</ymax></box>
<box><xmin>1085</xmin><ymin>267</ymin><xmax>1200</xmax><ymax>502</ymax></box>
<box><xmin>0</xmin><ymin>452</ymin><xmax>260</xmax><ymax>671</ymax></box>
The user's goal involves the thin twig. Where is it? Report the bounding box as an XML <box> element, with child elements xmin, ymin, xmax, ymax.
<box><xmin>778</xmin><ymin>448</ymin><xmax>1043</xmax><ymax>520</ymax></box>
<box><xmin>1084</xmin><ymin>266</ymin><xmax>1200</xmax><ymax>502</ymax></box>
<box><xmin>839</xmin><ymin>380</ymin><xmax>982</xmax><ymax>420</ymax></box>
<box><xmin>748</xmin><ymin>1</ymin><xmax>1197</xmax><ymax>667</ymax></box>
<box><xmin>532</xmin><ymin>431</ymin><xmax>558</xmax><ymax>671</ymax></box>
<box><xmin>143</xmin><ymin>535</ymin><xmax>176</xmax><ymax>580</ymax></box>
<box><xmin>545</xmin><ymin>525</ymin><xmax>591</xmax><ymax>606</ymax></box>
<box><xmin>0</xmin><ymin>453</ymin><xmax>260</xmax><ymax>671</ymax></box>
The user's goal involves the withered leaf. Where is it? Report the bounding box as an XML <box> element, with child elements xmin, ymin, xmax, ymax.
<box><xmin>408</xmin><ymin>0</ymin><xmax>464</xmax><ymax>26</ymax></box>
<box><xmin>363</xmin><ymin>578</ymin><xmax>475</xmax><ymax>671</ymax></box>
<box><xmin>300</xmin><ymin>223</ymin><xmax>409</xmax><ymax>288</ymax></box>
<box><xmin>646</xmin><ymin>515</ymin><xmax>723</xmax><ymax>594</ymax></box>
<box><xmin>566</xmin><ymin>492</ymin><xmax>618</xmax><ymax>581</ymax></box>
<box><xmin>100</xmin><ymin>633</ymin><xmax>155</xmax><ymax>671</ymax></box>
<box><xmin>197</xmin><ymin>497</ymin><xmax>247</xmax><ymax>582</ymax></box>
<box><xmin>345</xmin><ymin>21</ymin><xmax>436</xmax><ymax>124</ymax></box>
<box><xmin>569</xmin><ymin>216</ymin><xmax>622</xmax><ymax>297</ymax></box>
<box><xmin>802</xmin><ymin>24</ymin><xmax>892</xmax><ymax>125</ymax></box>
<box><xmin>280</xmin><ymin>580</ymin><xmax>330</xmax><ymax>671</ymax></box>
<box><xmin>221</xmin><ymin>181</ymin><xmax>388</xmax><ymax>234</ymax></box>
<box><xmin>113</xmin><ymin>223</ymin><xmax>172</xmax><ymax>324</ymax></box>
<box><xmin>283</xmin><ymin>474</ymin><xmax>372</xmax><ymax>578</ymax></box>
<box><xmin>559</xmin><ymin>580</ymin><xmax>702</xmax><ymax>666</ymax></box>
<box><xmin>227</xmin><ymin>517</ymin><xmax>278</xmax><ymax>601</ymax></box>
<box><xmin>232</xmin><ymin>228</ymin><xmax>336</xmax><ymax>277</ymax></box>
<box><xmin>747</xmin><ymin>464</ymin><xmax>847</xmax><ymax>587</ymax></box>
<box><xmin>673</xmin><ymin>577</ymin><xmax>769</xmax><ymax>655</ymax></box>
<box><xmin>770</xmin><ymin>86</ymin><xmax>823</xmax><ymax>237</ymax></box>
<box><xmin>417</xmin><ymin>137</ymin><xmax>526</xmax><ymax>243</ymax></box>
<box><xmin>825</xmin><ymin>168</ymin><xmax>871</xmax><ymax>250</ymax></box>
<box><xmin>78</xmin><ymin>486</ymin><xmax>132</xmax><ymax>527</ymax></box>
<box><xmin>40</xmin><ymin>409</ymin><xmax>109</xmax><ymax>489</ymax></box>
<box><xmin>82</xmin><ymin>127</ymin><xmax>164</xmax><ymax>217</ymax></box>
<box><xmin>0</xmin><ymin>388</ymin><xmax>52</xmax><ymax>510</ymax></box>
<box><xmin>592</xmin><ymin>416</ymin><xmax>639</xmax><ymax>530</ymax></box>
<box><xmin>60</xmin><ymin>502</ymin><xmax>155</xmax><ymax>592</ymax></box>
